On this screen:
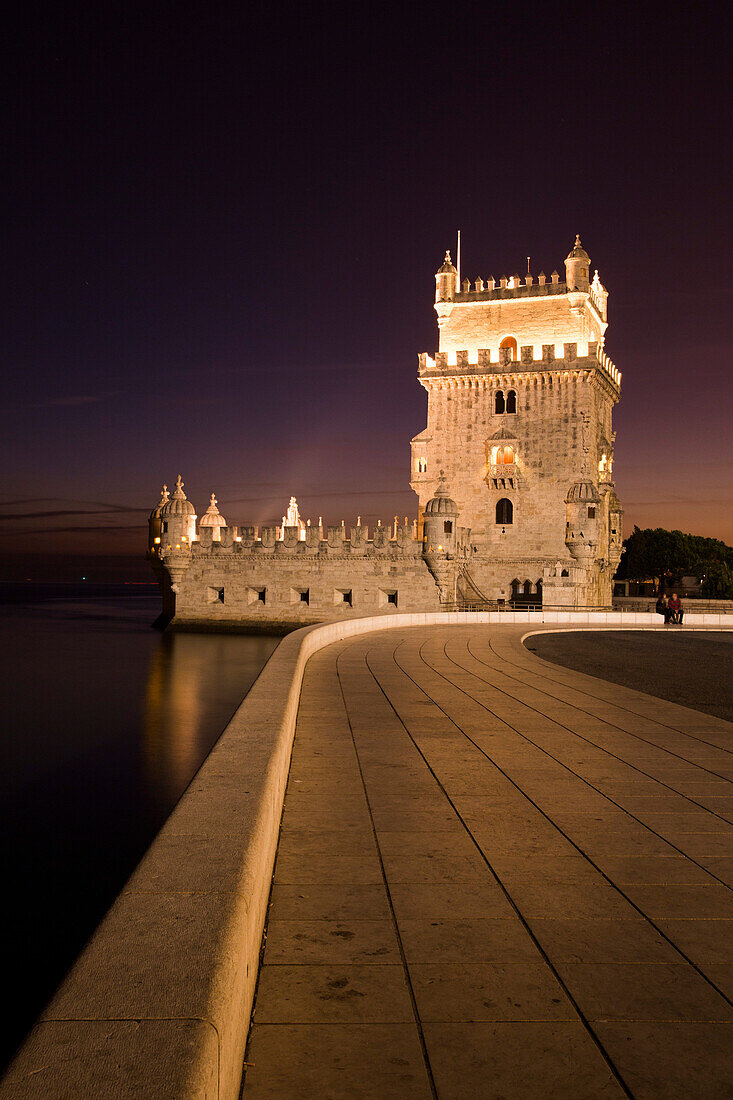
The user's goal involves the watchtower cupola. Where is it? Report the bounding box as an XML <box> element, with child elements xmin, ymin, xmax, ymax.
<box><xmin>148</xmin><ymin>484</ymin><xmax>169</xmax><ymax>552</ymax></box>
<box><xmin>564</xmin><ymin>234</ymin><xmax>591</xmax><ymax>292</ymax></box>
<box><xmin>199</xmin><ymin>493</ymin><xmax>227</xmax><ymax>541</ymax></box>
<box><xmin>422</xmin><ymin>472</ymin><xmax>459</xmax><ymax>558</ymax></box>
<box><xmin>160</xmin><ymin>475</ymin><xmax>197</xmax><ymax>549</ymax></box>
<box><xmin>435</xmin><ymin>251</ymin><xmax>457</xmax><ymax>304</ymax></box>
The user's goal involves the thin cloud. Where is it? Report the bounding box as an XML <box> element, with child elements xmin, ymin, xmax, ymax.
<box><xmin>0</xmin><ymin>526</ymin><xmax>134</xmax><ymax>538</ymax></box>
<box><xmin>29</xmin><ymin>394</ymin><xmax>109</xmax><ymax>409</ymax></box>
<box><xmin>0</xmin><ymin>500</ymin><xmax>149</xmax><ymax>522</ymax></box>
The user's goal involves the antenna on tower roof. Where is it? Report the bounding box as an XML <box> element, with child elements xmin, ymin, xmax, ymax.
<box><xmin>456</xmin><ymin>229</ymin><xmax>461</xmax><ymax>289</ymax></box>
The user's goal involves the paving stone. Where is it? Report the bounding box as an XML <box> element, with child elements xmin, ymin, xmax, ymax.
<box><xmin>276</xmin><ymin>828</ymin><xmax>377</xmax><ymax>857</ymax></box>
<box><xmin>656</xmin><ymin>919</ymin><xmax>733</xmax><ymax>964</ymax></box>
<box><xmin>594</xmin><ymin>1022</ymin><xmax>733</xmax><ymax>1099</ymax></box>
<box><xmin>273</xmin><ymin>852</ymin><xmax>384</xmax><ymax>885</ymax></box>
<box><xmin>253</xmin><ymin>964</ymin><xmax>414</xmax><ymax>1024</ymax></box>
<box><xmin>243</xmin><ymin>1024</ymin><xmax>433</xmax><ymax>1098</ymax></box>
<box><xmin>388</xmin><ymin>882</ymin><xmax>514</xmax><ymax>921</ymax></box>
<box><xmin>264</xmin><ymin>919</ymin><xmax>400</xmax><ymax>964</ymax></box>
<box><xmin>268</xmin><ymin>884</ymin><xmax>393</xmax><ymax>922</ymax></box>
<box><xmin>397</xmin><ymin>918</ymin><xmax>541</xmax><ymax>965</ymax></box>
<box><xmin>621</xmin><ymin>884</ymin><xmax>733</xmax><ymax>919</ymax></box>
<box><xmin>506</xmin><ymin>882</ymin><xmax>637</xmax><ymax>920</ymax></box>
<box><xmin>555</xmin><ymin>962</ymin><xmax>732</xmax><ymax>1021</ymax></box>
<box><xmin>591</xmin><ymin>854</ymin><xmax>717</xmax><ymax>885</ymax></box>
<box><xmin>529</xmin><ymin>918</ymin><xmax>680</xmax><ymax>965</ymax></box>
<box><xmin>422</xmin><ymin>1022</ymin><xmax>625</xmax><ymax>1099</ymax></box>
<box><xmin>409</xmin><ymin>961</ymin><xmax>575</xmax><ymax>1022</ymax></box>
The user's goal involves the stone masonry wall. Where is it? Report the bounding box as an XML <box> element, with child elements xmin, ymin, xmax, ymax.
<box><xmin>167</xmin><ymin>541</ymin><xmax>442</xmax><ymax>626</ymax></box>
<box><xmin>438</xmin><ymin>297</ymin><xmax>605</xmax><ymax>357</ymax></box>
<box><xmin>416</xmin><ymin>365</ymin><xmax>599</xmax><ymax>551</ymax></box>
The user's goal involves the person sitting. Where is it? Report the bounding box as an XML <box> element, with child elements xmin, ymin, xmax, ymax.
<box><xmin>655</xmin><ymin>594</ymin><xmax>670</xmax><ymax>623</ymax></box>
<box><xmin>668</xmin><ymin>593</ymin><xmax>683</xmax><ymax>624</ymax></box>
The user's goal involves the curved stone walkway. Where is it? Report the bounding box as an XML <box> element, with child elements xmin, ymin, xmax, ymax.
<box><xmin>241</xmin><ymin>626</ymin><xmax>733</xmax><ymax>1099</ymax></box>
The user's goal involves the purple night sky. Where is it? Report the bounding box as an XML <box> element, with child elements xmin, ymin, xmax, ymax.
<box><xmin>2</xmin><ymin>7</ymin><xmax>731</xmax><ymax>580</ymax></box>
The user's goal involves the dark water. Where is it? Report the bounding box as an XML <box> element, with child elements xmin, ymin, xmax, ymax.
<box><xmin>0</xmin><ymin>586</ymin><xmax>279</xmax><ymax>1071</ymax></box>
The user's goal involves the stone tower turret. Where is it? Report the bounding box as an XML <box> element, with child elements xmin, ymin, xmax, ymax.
<box><xmin>422</xmin><ymin>473</ymin><xmax>459</xmax><ymax>601</ymax></box>
<box><xmin>565</xmin><ymin>479</ymin><xmax>600</xmax><ymax>561</ymax></box>
<box><xmin>434</xmin><ymin>251</ymin><xmax>458</xmax><ymax>329</ymax></box>
<box><xmin>435</xmin><ymin>251</ymin><xmax>457</xmax><ymax>303</ymax></box>
<box><xmin>564</xmin><ymin>234</ymin><xmax>591</xmax><ymax>292</ymax></box>
<box><xmin>159</xmin><ymin>475</ymin><xmax>197</xmax><ymax>549</ymax></box>
<box><xmin>147</xmin><ymin>484</ymin><xmax>169</xmax><ymax>553</ymax></box>
<box><xmin>199</xmin><ymin>493</ymin><xmax>227</xmax><ymax>541</ymax></box>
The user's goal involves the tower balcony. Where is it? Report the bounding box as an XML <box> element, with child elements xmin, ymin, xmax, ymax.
<box><xmin>487</xmin><ymin>464</ymin><xmax>519</xmax><ymax>490</ymax></box>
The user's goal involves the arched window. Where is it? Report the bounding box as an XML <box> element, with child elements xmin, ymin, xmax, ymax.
<box><xmin>506</xmin><ymin>389</ymin><xmax>517</xmax><ymax>414</ymax></box>
<box><xmin>495</xmin><ymin>390</ymin><xmax>505</xmax><ymax>414</ymax></box>
<box><xmin>416</xmin><ymin>456</ymin><xmax>427</xmax><ymax>474</ymax></box>
<box><xmin>499</xmin><ymin>445</ymin><xmax>514</xmax><ymax>465</ymax></box>
<box><xmin>500</xmin><ymin>336</ymin><xmax>518</xmax><ymax>361</ymax></box>
<box><xmin>561</xmin><ymin>568</ymin><xmax>569</xmax><ymax>578</ymax></box>
<box><xmin>496</xmin><ymin>498</ymin><xmax>513</xmax><ymax>525</ymax></box>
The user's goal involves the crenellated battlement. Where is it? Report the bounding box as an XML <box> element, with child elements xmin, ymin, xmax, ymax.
<box><xmin>418</xmin><ymin>342</ymin><xmax>621</xmax><ymax>389</ymax></box>
<box><xmin>155</xmin><ymin>518</ymin><xmax>423</xmax><ymax>563</ymax></box>
<box><xmin>455</xmin><ymin>271</ymin><xmax>565</xmax><ymax>301</ymax></box>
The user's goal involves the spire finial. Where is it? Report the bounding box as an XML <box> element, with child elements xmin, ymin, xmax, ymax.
<box><xmin>209</xmin><ymin>492</ymin><xmax>217</xmax><ymax>507</ymax></box>
<box><xmin>160</xmin><ymin>483</ymin><xmax>169</xmax><ymax>502</ymax></box>
<box><xmin>434</xmin><ymin>469</ymin><xmax>449</xmax><ymax>497</ymax></box>
<box><xmin>575</xmin><ymin>234</ymin><xmax>582</xmax><ymax>247</ymax></box>
<box><xmin>171</xmin><ymin>474</ymin><xmax>186</xmax><ymax>499</ymax></box>
<box><xmin>444</xmin><ymin>250</ymin><xmax>452</xmax><ymax>263</ymax></box>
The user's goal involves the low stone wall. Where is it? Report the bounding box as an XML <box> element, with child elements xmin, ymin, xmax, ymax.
<box><xmin>2</xmin><ymin>610</ymin><xmax>731</xmax><ymax>1098</ymax></box>
<box><xmin>613</xmin><ymin>596</ymin><xmax>733</xmax><ymax>614</ymax></box>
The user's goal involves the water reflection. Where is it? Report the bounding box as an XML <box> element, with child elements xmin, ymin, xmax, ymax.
<box><xmin>0</xmin><ymin>591</ymin><xmax>279</xmax><ymax>1073</ymax></box>
<box><xmin>141</xmin><ymin>631</ymin><xmax>279</xmax><ymax>810</ymax></box>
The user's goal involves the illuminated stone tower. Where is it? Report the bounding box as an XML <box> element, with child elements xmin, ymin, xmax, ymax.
<box><xmin>410</xmin><ymin>237</ymin><xmax>623</xmax><ymax>607</ymax></box>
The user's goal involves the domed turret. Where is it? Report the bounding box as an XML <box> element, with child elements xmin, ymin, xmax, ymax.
<box><xmin>148</xmin><ymin>484</ymin><xmax>169</xmax><ymax>552</ymax></box>
<box><xmin>199</xmin><ymin>493</ymin><xmax>227</xmax><ymax>541</ymax></box>
<box><xmin>435</xmin><ymin>250</ymin><xmax>458</xmax><ymax>304</ymax></box>
<box><xmin>159</xmin><ymin>475</ymin><xmax>197</xmax><ymax>549</ymax></box>
<box><xmin>565</xmin><ymin>234</ymin><xmax>591</xmax><ymax>292</ymax></box>
<box><xmin>422</xmin><ymin>472</ymin><xmax>460</xmax><ymax>602</ymax></box>
<box><xmin>565</xmin><ymin>479</ymin><xmax>600</xmax><ymax>504</ymax></box>
<box><xmin>565</xmin><ymin>479</ymin><xmax>600</xmax><ymax>560</ymax></box>
<box><xmin>423</xmin><ymin>472</ymin><xmax>459</xmax><ymax>553</ymax></box>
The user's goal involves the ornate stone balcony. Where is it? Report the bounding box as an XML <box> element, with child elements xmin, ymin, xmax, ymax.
<box><xmin>488</xmin><ymin>464</ymin><xmax>518</xmax><ymax>489</ymax></box>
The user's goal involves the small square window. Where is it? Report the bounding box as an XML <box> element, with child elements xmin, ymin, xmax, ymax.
<box><xmin>387</xmin><ymin>591</ymin><xmax>398</xmax><ymax>606</ymax></box>
<box><xmin>342</xmin><ymin>590</ymin><xmax>352</xmax><ymax>606</ymax></box>
<box><xmin>587</xmin><ymin>506</ymin><xmax>596</xmax><ymax>518</ymax></box>
<box><xmin>291</xmin><ymin>587</ymin><xmax>309</xmax><ymax>605</ymax></box>
<box><xmin>162</xmin><ymin>521</ymin><xmax>168</xmax><ymax>533</ymax></box>
<box><xmin>300</xmin><ymin>589</ymin><xmax>309</xmax><ymax>605</ymax></box>
<box><xmin>444</xmin><ymin>520</ymin><xmax>453</xmax><ymax>534</ymax></box>
<box><xmin>248</xmin><ymin>586</ymin><xmax>266</xmax><ymax>605</ymax></box>
<box><xmin>207</xmin><ymin>586</ymin><xmax>224</xmax><ymax>603</ymax></box>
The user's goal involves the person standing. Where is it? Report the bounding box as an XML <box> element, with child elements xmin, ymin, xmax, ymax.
<box><xmin>668</xmin><ymin>592</ymin><xmax>683</xmax><ymax>624</ymax></box>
